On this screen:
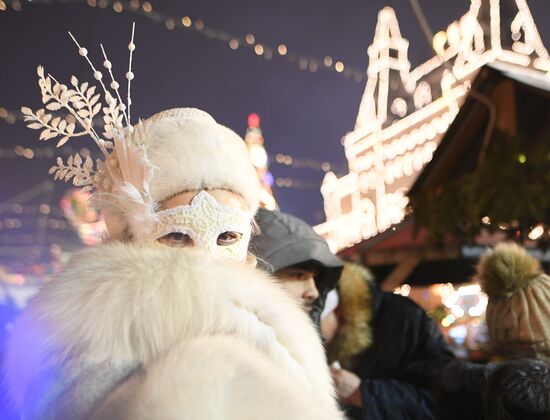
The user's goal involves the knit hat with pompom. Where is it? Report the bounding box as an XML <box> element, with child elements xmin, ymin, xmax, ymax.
<box><xmin>478</xmin><ymin>242</ymin><xmax>550</xmax><ymax>359</ymax></box>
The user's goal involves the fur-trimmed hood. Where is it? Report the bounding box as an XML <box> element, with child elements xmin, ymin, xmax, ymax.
<box><xmin>252</xmin><ymin>208</ymin><xmax>343</xmax><ymax>326</ymax></box>
<box><xmin>327</xmin><ymin>263</ymin><xmax>374</xmax><ymax>370</ymax></box>
<box><xmin>6</xmin><ymin>242</ymin><xmax>342</xmax><ymax>418</ymax></box>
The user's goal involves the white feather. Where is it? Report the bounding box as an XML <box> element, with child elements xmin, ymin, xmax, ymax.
<box><xmin>114</xmin><ymin>131</ymin><xmax>153</xmax><ymax>196</ymax></box>
<box><xmin>98</xmin><ymin>131</ymin><xmax>157</xmax><ymax>240</ymax></box>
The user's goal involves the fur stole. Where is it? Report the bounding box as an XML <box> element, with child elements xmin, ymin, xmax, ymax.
<box><xmin>5</xmin><ymin>242</ymin><xmax>343</xmax><ymax>419</ymax></box>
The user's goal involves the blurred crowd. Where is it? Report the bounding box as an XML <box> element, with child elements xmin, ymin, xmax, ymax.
<box><xmin>254</xmin><ymin>210</ymin><xmax>550</xmax><ymax>420</ymax></box>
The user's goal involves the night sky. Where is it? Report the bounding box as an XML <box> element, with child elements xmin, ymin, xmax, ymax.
<box><xmin>1</xmin><ymin>0</ymin><xmax>550</xmax><ymax>226</ymax></box>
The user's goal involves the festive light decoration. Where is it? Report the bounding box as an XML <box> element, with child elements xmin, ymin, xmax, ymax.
<box><xmin>1</xmin><ymin>0</ymin><xmax>366</xmax><ymax>83</ymax></box>
<box><xmin>0</xmin><ymin>216</ymin><xmax>70</xmax><ymax>231</ymax></box>
<box><xmin>0</xmin><ymin>262</ymin><xmax>57</xmax><ymax>286</ymax></box>
<box><xmin>2</xmin><ymin>107</ymin><xmax>343</xmax><ymax>194</ymax></box>
<box><xmin>393</xmin><ymin>283</ymin><xmax>411</xmax><ymax>296</ymax></box>
<box><xmin>316</xmin><ymin>0</ymin><xmax>550</xmax><ymax>252</ymax></box>
<box><xmin>397</xmin><ymin>282</ymin><xmax>488</xmax><ymax>335</ymax></box>
<box><xmin>2</xmin><ymin>105</ymin><xmax>346</xmax><ymax>171</ymax></box>
<box><xmin>0</xmin><ymin>203</ymin><xmax>61</xmax><ymax>217</ymax></box>
<box><xmin>0</xmin><ymin>106</ymin><xmax>17</xmax><ymax>124</ymax></box>
<box><xmin>244</xmin><ymin>113</ymin><xmax>278</xmax><ymax>209</ymax></box>
<box><xmin>274</xmin><ymin>177</ymin><xmax>322</xmax><ymax>190</ymax></box>
<box><xmin>0</xmin><ymin>140</ymin><xmax>340</xmax><ymax>182</ymax></box>
<box><xmin>528</xmin><ymin>224</ymin><xmax>545</xmax><ymax>240</ymax></box>
<box><xmin>0</xmin><ymin>144</ymin><xmax>333</xmax><ymax>192</ymax></box>
<box><xmin>440</xmin><ymin>283</ymin><xmax>488</xmax><ymax>326</ymax></box>
<box><xmin>59</xmin><ymin>189</ymin><xmax>106</xmax><ymax>245</ymax></box>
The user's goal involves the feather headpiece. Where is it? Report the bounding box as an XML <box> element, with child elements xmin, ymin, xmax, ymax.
<box><xmin>21</xmin><ymin>24</ymin><xmax>158</xmax><ymax>240</ymax></box>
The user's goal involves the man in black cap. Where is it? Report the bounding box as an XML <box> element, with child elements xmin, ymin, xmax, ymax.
<box><xmin>252</xmin><ymin>208</ymin><xmax>343</xmax><ymax>326</ymax></box>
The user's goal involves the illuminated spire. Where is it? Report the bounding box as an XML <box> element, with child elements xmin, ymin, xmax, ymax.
<box><xmin>244</xmin><ymin>113</ymin><xmax>278</xmax><ymax>210</ymax></box>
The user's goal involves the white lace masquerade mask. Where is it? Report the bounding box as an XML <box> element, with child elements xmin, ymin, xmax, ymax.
<box><xmin>151</xmin><ymin>191</ymin><xmax>252</xmax><ymax>261</ymax></box>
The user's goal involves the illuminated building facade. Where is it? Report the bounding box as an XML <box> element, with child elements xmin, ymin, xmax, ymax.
<box><xmin>316</xmin><ymin>0</ymin><xmax>550</xmax><ymax>252</ymax></box>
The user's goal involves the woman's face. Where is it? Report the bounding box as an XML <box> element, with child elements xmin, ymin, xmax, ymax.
<box><xmin>157</xmin><ymin>189</ymin><xmax>250</xmax><ymax>256</ymax></box>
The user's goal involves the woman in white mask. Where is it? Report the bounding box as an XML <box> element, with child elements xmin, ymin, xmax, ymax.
<box><xmin>5</xmin><ymin>29</ymin><xmax>343</xmax><ymax>420</ymax></box>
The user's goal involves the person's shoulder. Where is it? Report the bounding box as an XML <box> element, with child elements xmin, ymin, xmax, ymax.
<box><xmin>488</xmin><ymin>358</ymin><xmax>550</xmax><ymax>412</ymax></box>
<box><xmin>377</xmin><ymin>292</ymin><xmax>437</xmax><ymax>336</ymax></box>
<box><xmin>380</xmin><ymin>291</ymin><xmax>426</xmax><ymax>315</ymax></box>
<box><xmin>440</xmin><ymin>360</ymin><xmax>487</xmax><ymax>393</ymax></box>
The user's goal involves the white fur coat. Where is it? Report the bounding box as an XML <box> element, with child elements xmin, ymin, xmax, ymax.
<box><xmin>5</xmin><ymin>242</ymin><xmax>344</xmax><ymax>419</ymax></box>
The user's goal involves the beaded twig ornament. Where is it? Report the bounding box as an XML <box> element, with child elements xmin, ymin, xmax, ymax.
<box><xmin>21</xmin><ymin>24</ymin><xmax>158</xmax><ymax>240</ymax></box>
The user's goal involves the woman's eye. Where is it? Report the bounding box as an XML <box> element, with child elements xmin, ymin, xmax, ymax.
<box><xmin>217</xmin><ymin>231</ymin><xmax>242</xmax><ymax>246</ymax></box>
<box><xmin>158</xmin><ymin>232</ymin><xmax>194</xmax><ymax>247</ymax></box>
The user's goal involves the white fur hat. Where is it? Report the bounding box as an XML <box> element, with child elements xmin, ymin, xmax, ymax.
<box><xmin>136</xmin><ymin>108</ymin><xmax>260</xmax><ymax>212</ymax></box>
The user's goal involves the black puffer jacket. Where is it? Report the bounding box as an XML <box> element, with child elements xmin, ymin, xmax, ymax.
<box><xmin>349</xmin><ymin>287</ymin><xmax>455</xmax><ymax>420</ymax></box>
<box><xmin>251</xmin><ymin>208</ymin><xmax>343</xmax><ymax>326</ymax></box>
<box><xmin>436</xmin><ymin>358</ymin><xmax>550</xmax><ymax>420</ymax></box>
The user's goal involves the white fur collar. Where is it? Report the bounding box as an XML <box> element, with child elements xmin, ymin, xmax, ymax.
<box><xmin>6</xmin><ymin>242</ymin><xmax>335</xmax><ymax>408</ymax></box>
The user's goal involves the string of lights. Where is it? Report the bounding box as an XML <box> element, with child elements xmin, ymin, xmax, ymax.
<box><xmin>0</xmin><ymin>216</ymin><xmax>70</xmax><ymax>232</ymax></box>
<box><xmin>0</xmin><ymin>202</ymin><xmax>63</xmax><ymax>217</ymax></box>
<box><xmin>0</xmin><ymin>107</ymin><xmax>17</xmax><ymax>124</ymax></box>
<box><xmin>0</xmin><ymin>144</ymin><xmax>325</xmax><ymax>190</ymax></box>
<box><xmin>0</xmin><ymin>144</ymin><xmax>95</xmax><ymax>160</ymax></box>
<box><xmin>2</xmin><ymin>102</ymin><xmax>341</xmax><ymax>192</ymax></box>
<box><xmin>0</xmin><ymin>142</ymin><xmax>345</xmax><ymax>173</ymax></box>
<box><xmin>274</xmin><ymin>153</ymin><xmax>345</xmax><ymax>173</ymax></box>
<box><xmin>1</xmin><ymin>106</ymin><xmax>347</xmax><ymax>174</ymax></box>
<box><xmin>1</xmin><ymin>0</ymin><xmax>366</xmax><ymax>83</ymax></box>
<box><xmin>274</xmin><ymin>177</ymin><xmax>321</xmax><ymax>190</ymax></box>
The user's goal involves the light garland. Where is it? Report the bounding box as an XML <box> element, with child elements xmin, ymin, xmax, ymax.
<box><xmin>0</xmin><ymin>143</ymin><xmax>95</xmax><ymax>161</ymax></box>
<box><xmin>393</xmin><ymin>282</ymin><xmax>488</xmax><ymax>330</ymax></box>
<box><xmin>2</xmin><ymin>106</ymin><xmax>346</xmax><ymax>172</ymax></box>
<box><xmin>316</xmin><ymin>0</ymin><xmax>550</xmax><ymax>252</ymax></box>
<box><xmin>0</xmin><ymin>141</ymin><xmax>324</xmax><ymax>190</ymax></box>
<box><xmin>274</xmin><ymin>177</ymin><xmax>321</xmax><ymax>190</ymax></box>
<box><xmin>0</xmin><ymin>216</ymin><xmax>70</xmax><ymax>231</ymax></box>
<box><xmin>1</xmin><ymin>0</ymin><xmax>366</xmax><ymax>83</ymax></box>
<box><xmin>244</xmin><ymin>113</ymin><xmax>278</xmax><ymax>210</ymax></box>
<box><xmin>440</xmin><ymin>283</ymin><xmax>488</xmax><ymax>326</ymax></box>
<box><xmin>0</xmin><ymin>106</ymin><xmax>17</xmax><ymax>124</ymax></box>
<box><xmin>0</xmin><ymin>202</ymin><xmax>63</xmax><ymax>217</ymax></box>
<box><xmin>0</xmin><ymin>144</ymin><xmax>328</xmax><ymax>191</ymax></box>
<box><xmin>0</xmin><ymin>141</ymin><xmax>344</xmax><ymax>172</ymax></box>
<box><xmin>1</xmin><ymin>110</ymin><xmax>347</xmax><ymax>183</ymax></box>
<box><xmin>273</xmin><ymin>153</ymin><xmax>345</xmax><ymax>173</ymax></box>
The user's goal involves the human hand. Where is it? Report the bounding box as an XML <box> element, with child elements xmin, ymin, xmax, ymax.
<box><xmin>330</xmin><ymin>367</ymin><xmax>362</xmax><ymax>407</ymax></box>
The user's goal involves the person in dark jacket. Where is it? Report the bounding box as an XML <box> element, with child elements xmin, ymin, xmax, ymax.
<box><xmin>436</xmin><ymin>243</ymin><xmax>550</xmax><ymax>420</ymax></box>
<box><xmin>252</xmin><ymin>208</ymin><xmax>343</xmax><ymax>327</ymax></box>
<box><xmin>324</xmin><ymin>263</ymin><xmax>456</xmax><ymax>420</ymax></box>
<box><xmin>486</xmin><ymin>358</ymin><xmax>550</xmax><ymax>420</ymax></box>
<box><xmin>437</xmin><ymin>358</ymin><xmax>550</xmax><ymax>420</ymax></box>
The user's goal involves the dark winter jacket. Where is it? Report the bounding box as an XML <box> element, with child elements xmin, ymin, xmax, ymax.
<box><xmin>436</xmin><ymin>358</ymin><xmax>550</xmax><ymax>420</ymax></box>
<box><xmin>354</xmin><ymin>288</ymin><xmax>454</xmax><ymax>420</ymax></box>
<box><xmin>251</xmin><ymin>208</ymin><xmax>343</xmax><ymax>325</ymax></box>
<box><xmin>328</xmin><ymin>264</ymin><xmax>455</xmax><ymax>420</ymax></box>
